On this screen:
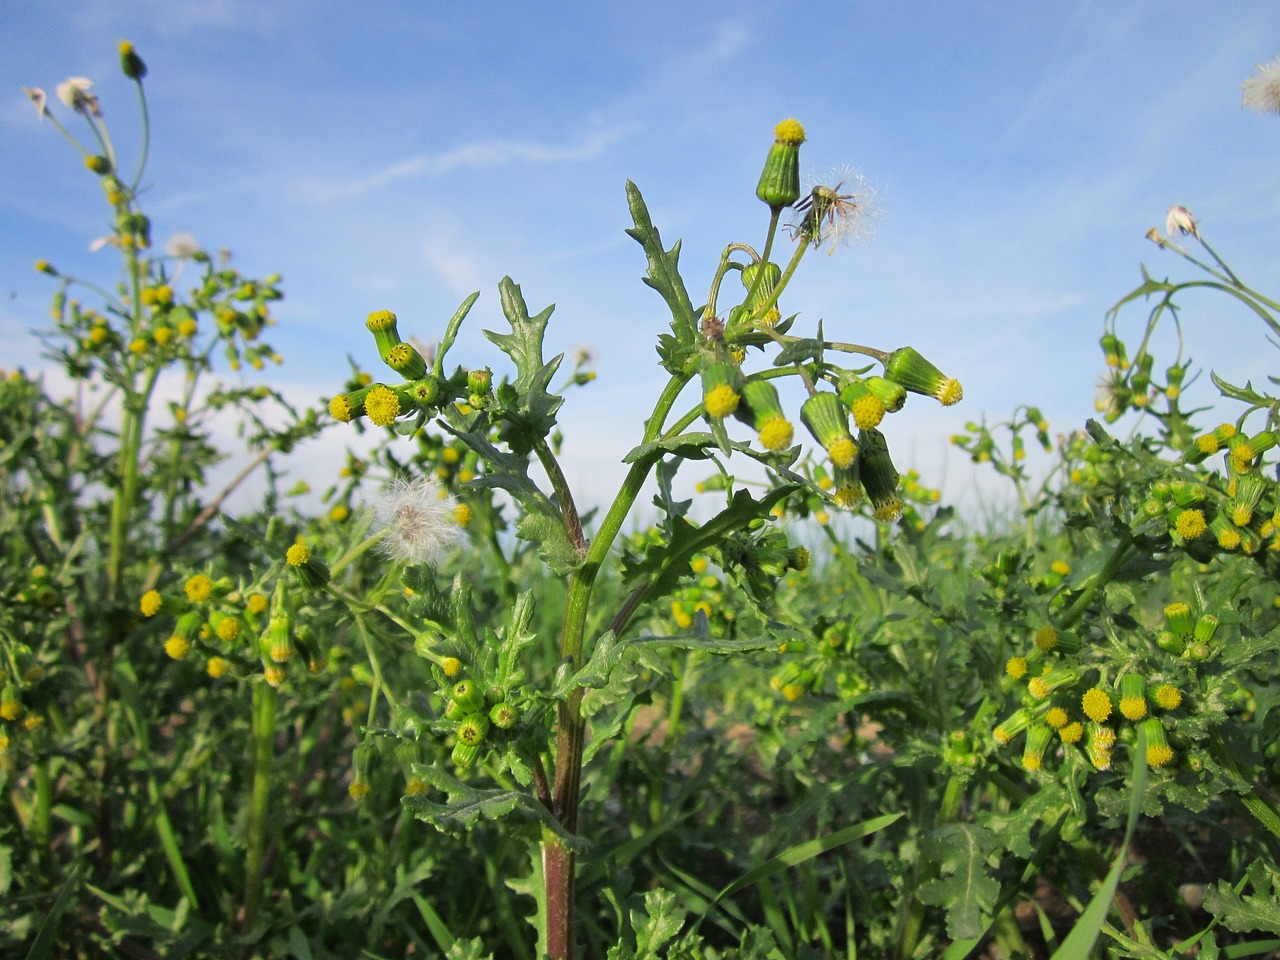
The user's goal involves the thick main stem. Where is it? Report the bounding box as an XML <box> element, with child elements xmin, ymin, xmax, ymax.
<box><xmin>243</xmin><ymin>680</ymin><xmax>278</xmax><ymax>931</ymax></box>
<box><xmin>542</xmin><ymin>371</ymin><xmax>690</xmax><ymax>958</ymax></box>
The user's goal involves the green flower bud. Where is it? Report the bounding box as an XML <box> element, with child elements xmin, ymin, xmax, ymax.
<box><xmin>451</xmin><ymin>741</ymin><xmax>481</xmax><ymax>768</ymax></box>
<box><xmin>444</xmin><ymin>698</ymin><xmax>468</xmax><ymax>722</ymax></box>
<box><xmin>489</xmin><ymin>702</ymin><xmax>518</xmax><ymax>729</ymax></box>
<box><xmin>864</xmin><ymin>376</ymin><xmax>908</xmax><ymax>414</ymax></box>
<box><xmin>466</xmin><ymin>367</ymin><xmax>493</xmax><ymax>396</ymax></box>
<box><xmin>1118</xmin><ymin>673</ymin><xmax>1148</xmax><ymax>721</ymax></box>
<box><xmin>701</xmin><ymin>361</ymin><xmax>744</xmax><ymax>420</ymax></box>
<box><xmin>1154</xmin><ymin>629</ymin><xmax>1184</xmax><ymax>655</ymax></box>
<box><xmin>741</xmin><ymin>260</ymin><xmax>782</xmax><ymax>326</ymax></box>
<box><xmin>1193</xmin><ymin>613</ymin><xmax>1219</xmax><ymax>644</ymax></box>
<box><xmin>1021</xmin><ymin>723</ymin><xmax>1054</xmax><ymax>771</ymax></box>
<box><xmin>328</xmin><ymin>383</ymin><xmax>379</xmax><ymax>423</ymax></box>
<box><xmin>838</xmin><ymin>379</ymin><xmax>887</xmax><ymax>430</ymax></box>
<box><xmin>801</xmin><ymin>392</ymin><xmax>857</xmax><ymax>468</ymax></box>
<box><xmin>756</xmin><ymin>118</ymin><xmax>805</xmax><ymax>210</ymax></box>
<box><xmin>993</xmin><ymin>707</ymin><xmax>1036</xmax><ymax>744</ymax></box>
<box><xmin>737</xmin><ymin>379</ymin><xmax>794</xmax><ymax>452</ymax></box>
<box><xmin>451</xmin><ymin>679</ymin><xmax>486</xmax><ymax>714</ymax></box>
<box><xmin>407</xmin><ymin>376</ymin><xmax>441</xmax><ymax>408</ymax></box>
<box><xmin>85</xmin><ymin>155</ymin><xmax>112</xmax><ymax>175</ymax></box>
<box><xmin>1028</xmin><ymin>666</ymin><xmax>1080</xmax><ymax>700</ymax></box>
<box><xmin>857</xmin><ymin>428</ymin><xmax>901</xmax><ymax>522</ymax></box>
<box><xmin>1142</xmin><ymin>718</ymin><xmax>1174</xmax><ymax>767</ymax></box>
<box><xmin>456</xmin><ymin>713</ymin><xmax>490</xmax><ymax>746</ymax></box>
<box><xmin>365</xmin><ymin>309</ymin><xmax>402</xmax><ymax>358</ymax></box>
<box><xmin>119</xmin><ymin>41</ymin><xmax>147</xmax><ymax>80</ymax></box>
<box><xmin>385</xmin><ymin>342</ymin><xmax>428</xmax><ymax>381</ymax></box>
<box><xmin>884</xmin><ymin>347</ymin><xmax>962</xmax><ymax>406</ymax></box>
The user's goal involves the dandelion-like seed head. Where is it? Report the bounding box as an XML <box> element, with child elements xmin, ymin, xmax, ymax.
<box><xmin>376</xmin><ymin>476</ymin><xmax>461</xmax><ymax>565</ymax></box>
<box><xmin>56</xmin><ymin>76</ymin><xmax>99</xmax><ymax>115</ymax></box>
<box><xmin>1242</xmin><ymin>58</ymin><xmax>1280</xmax><ymax>116</ymax></box>
<box><xmin>789</xmin><ymin>167</ymin><xmax>878</xmax><ymax>253</ymax></box>
<box><xmin>1165</xmin><ymin>205</ymin><xmax>1199</xmax><ymax>239</ymax></box>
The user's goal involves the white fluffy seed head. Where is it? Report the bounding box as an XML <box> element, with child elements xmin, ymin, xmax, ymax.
<box><xmin>375</xmin><ymin>475</ymin><xmax>460</xmax><ymax>564</ymax></box>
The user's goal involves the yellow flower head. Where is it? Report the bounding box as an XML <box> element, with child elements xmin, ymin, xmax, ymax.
<box><xmin>140</xmin><ymin>590</ymin><xmax>163</xmax><ymax>617</ymax></box>
<box><xmin>1081</xmin><ymin>687</ymin><xmax>1113</xmax><ymax>723</ymax></box>
<box><xmin>757</xmin><ymin>416</ymin><xmax>794</xmax><ymax>452</ymax></box>
<box><xmin>1174</xmin><ymin>509</ymin><xmax>1207</xmax><ymax>540</ymax></box>
<box><xmin>1153</xmin><ymin>683</ymin><xmax>1183</xmax><ymax>710</ymax></box>
<box><xmin>216</xmin><ymin>617</ymin><xmax>241</xmax><ymax>643</ymax></box>
<box><xmin>247</xmin><ymin>593</ymin><xmax>269</xmax><ymax>615</ymax></box>
<box><xmin>365</xmin><ymin>385</ymin><xmax>401</xmax><ymax>426</ymax></box>
<box><xmin>206</xmin><ymin>657</ymin><xmax>231</xmax><ymax>678</ymax></box>
<box><xmin>165</xmin><ymin>635</ymin><xmax>191</xmax><ymax>660</ymax></box>
<box><xmin>184</xmin><ymin>574</ymin><xmax>213</xmax><ymax>603</ymax></box>
<box><xmin>286</xmin><ymin>543</ymin><xmax>311</xmax><ymax>566</ymax></box>
<box><xmin>851</xmin><ymin>395</ymin><xmax>886</xmax><ymax>430</ymax></box>
<box><xmin>704</xmin><ymin>384</ymin><xmax>741</xmax><ymax>420</ymax></box>
<box><xmin>1005</xmin><ymin>656</ymin><xmax>1028</xmax><ymax>680</ymax></box>
<box><xmin>348</xmin><ymin>778</ymin><xmax>372</xmax><ymax>801</ymax></box>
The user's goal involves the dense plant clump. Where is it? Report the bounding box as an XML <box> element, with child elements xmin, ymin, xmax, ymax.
<box><xmin>3</xmin><ymin>44</ymin><xmax>1279</xmax><ymax>960</ymax></box>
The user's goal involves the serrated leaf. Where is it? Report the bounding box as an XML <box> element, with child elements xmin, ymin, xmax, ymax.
<box><xmin>405</xmin><ymin>762</ymin><xmax>586</xmax><ymax>852</ymax></box>
<box><xmin>916</xmin><ymin>824</ymin><xmax>1001</xmax><ymax>941</ymax></box>
<box><xmin>625</xmin><ymin>181</ymin><xmax>698</xmax><ymax>373</ymax></box>
<box><xmin>482</xmin><ymin>276</ymin><xmax>564</xmax><ymax>455</ymax></box>
<box><xmin>632</xmin><ymin>889</ymin><xmax>686</xmax><ymax>958</ymax></box>
<box><xmin>1203</xmin><ymin>875</ymin><xmax>1280</xmax><ymax>935</ymax></box>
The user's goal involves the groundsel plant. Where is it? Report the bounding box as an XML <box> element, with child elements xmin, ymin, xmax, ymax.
<box><xmin>325</xmin><ymin>118</ymin><xmax>961</xmax><ymax>958</ymax></box>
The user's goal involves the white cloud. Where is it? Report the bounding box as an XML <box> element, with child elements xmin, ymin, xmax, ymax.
<box><xmin>302</xmin><ymin>124</ymin><xmax>641</xmax><ymax>202</ymax></box>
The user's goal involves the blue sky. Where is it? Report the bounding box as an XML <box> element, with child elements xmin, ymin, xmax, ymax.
<box><xmin>2</xmin><ymin>2</ymin><xmax>1279</xmax><ymax>517</ymax></box>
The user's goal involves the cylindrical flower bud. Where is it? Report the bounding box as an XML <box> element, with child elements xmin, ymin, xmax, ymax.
<box><xmin>467</xmin><ymin>367</ymin><xmax>493</xmax><ymax>396</ymax></box>
<box><xmin>451</xmin><ymin>741</ymin><xmax>481</xmax><ymax>768</ymax></box>
<box><xmin>1193</xmin><ymin>613</ymin><xmax>1219</xmax><ymax>644</ymax></box>
<box><xmin>451</xmin><ymin>679</ymin><xmax>486</xmax><ymax>714</ymax></box>
<box><xmin>329</xmin><ymin>383</ymin><xmax>380</xmax><ymax>423</ymax></box>
<box><xmin>701</xmin><ymin>361</ymin><xmax>744</xmax><ymax>420</ymax></box>
<box><xmin>1142</xmin><ymin>717</ymin><xmax>1174</xmax><ymax>767</ymax></box>
<box><xmin>864</xmin><ymin>375</ymin><xmax>908</xmax><ymax>414</ymax></box>
<box><xmin>119</xmin><ymin>41</ymin><xmax>147</xmax><ymax>80</ymax></box>
<box><xmin>456</xmin><ymin>713</ymin><xmax>490</xmax><ymax>746</ymax></box>
<box><xmin>1028</xmin><ymin>666</ymin><xmax>1079</xmax><ymax>700</ymax></box>
<box><xmin>857</xmin><ymin>428</ymin><xmax>901</xmax><ymax>522</ymax></box>
<box><xmin>365</xmin><ymin>309</ymin><xmax>402</xmax><ymax>359</ymax></box>
<box><xmin>838</xmin><ymin>379</ymin><xmax>887</xmax><ymax>430</ymax></box>
<box><xmin>738</xmin><ymin>379</ymin><xmax>794</xmax><ymax>451</ymax></box>
<box><xmin>489</xmin><ymin>702</ymin><xmax>518</xmax><ymax>729</ymax></box>
<box><xmin>741</xmin><ymin>261</ymin><xmax>782</xmax><ymax>326</ymax></box>
<box><xmin>1118</xmin><ymin>673</ymin><xmax>1148</xmax><ymax>721</ymax></box>
<box><xmin>801</xmin><ymin>392</ymin><xmax>857</xmax><ymax>468</ymax></box>
<box><xmin>993</xmin><ymin>706</ymin><xmax>1036</xmax><ymax>744</ymax></box>
<box><xmin>832</xmin><ymin>463</ymin><xmax>863</xmax><ymax>510</ymax></box>
<box><xmin>756</xmin><ymin>118</ymin><xmax>806</xmax><ymax>210</ymax></box>
<box><xmin>85</xmin><ymin>155</ymin><xmax>112</xmax><ymax>175</ymax></box>
<box><xmin>884</xmin><ymin>347</ymin><xmax>963</xmax><ymax>406</ymax></box>
<box><xmin>1021</xmin><ymin>723</ymin><xmax>1054</xmax><ymax>771</ymax></box>
<box><xmin>385</xmin><ymin>342</ymin><xmax>428</xmax><ymax>381</ymax></box>
<box><xmin>407</xmin><ymin>376</ymin><xmax>441</xmax><ymax>408</ymax></box>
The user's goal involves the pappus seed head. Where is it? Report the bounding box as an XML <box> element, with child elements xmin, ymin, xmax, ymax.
<box><xmin>375</xmin><ymin>476</ymin><xmax>460</xmax><ymax>565</ymax></box>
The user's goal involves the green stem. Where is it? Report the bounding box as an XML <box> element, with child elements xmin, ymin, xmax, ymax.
<box><xmin>243</xmin><ymin>680</ymin><xmax>278</xmax><ymax>931</ymax></box>
<box><xmin>1056</xmin><ymin>539</ymin><xmax>1137</xmax><ymax>631</ymax></box>
<box><xmin>543</xmin><ymin>370</ymin><xmax>691</xmax><ymax>959</ymax></box>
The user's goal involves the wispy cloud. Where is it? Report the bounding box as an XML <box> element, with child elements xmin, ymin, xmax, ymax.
<box><xmin>302</xmin><ymin>123</ymin><xmax>641</xmax><ymax>202</ymax></box>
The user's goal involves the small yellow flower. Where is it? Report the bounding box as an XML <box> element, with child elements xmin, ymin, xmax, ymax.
<box><xmin>782</xmin><ymin>683</ymin><xmax>805</xmax><ymax>702</ymax></box>
<box><xmin>178</xmin><ymin>317</ymin><xmax>198</xmax><ymax>338</ymax></box>
<box><xmin>247</xmin><ymin>593</ymin><xmax>269</xmax><ymax>615</ymax></box>
<box><xmin>1153</xmin><ymin>684</ymin><xmax>1183</xmax><ymax>710</ymax></box>
<box><xmin>453</xmin><ymin>503</ymin><xmax>474</xmax><ymax>528</ymax></box>
<box><xmin>1081</xmin><ymin>687</ymin><xmax>1113</xmax><ymax>723</ymax></box>
<box><xmin>1044</xmin><ymin>707</ymin><xmax>1069</xmax><ymax>729</ymax></box>
<box><xmin>365</xmin><ymin>385</ymin><xmax>401</xmax><ymax>426</ymax></box>
<box><xmin>128</xmin><ymin>338</ymin><xmax>148</xmax><ymax>356</ymax></box>
<box><xmin>216</xmin><ymin>617</ymin><xmax>241</xmax><ymax>643</ymax></box>
<box><xmin>405</xmin><ymin>776</ymin><xmax>427</xmax><ymax>796</ymax></box>
<box><xmin>850</xmin><ymin>395</ymin><xmax>885</xmax><ymax>430</ymax></box>
<box><xmin>165</xmin><ymin>635</ymin><xmax>191</xmax><ymax>660</ymax></box>
<box><xmin>1034</xmin><ymin>626</ymin><xmax>1058</xmax><ymax>653</ymax></box>
<box><xmin>263</xmin><ymin>666</ymin><xmax>286</xmax><ymax>688</ymax></box>
<box><xmin>1050</xmin><ymin>560</ymin><xmax>1071</xmax><ymax>576</ymax></box>
<box><xmin>757</xmin><ymin>416</ymin><xmax>794</xmax><ymax>451</ymax></box>
<box><xmin>1005</xmin><ymin>656</ymin><xmax>1029</xmax><ymax>680</ymax></box>
<box><xmin>691</xmin><ymin>556</ymin><xmax>709</xmax><ymax>574</ymax></box>
<box><xmin>827</xmin><ymin>436</ymin><xmax>857</xmax><ymax>469</ymax></box>
<box><xmin>704</xmin><ymin>384</ymin><xmax>740</xmax><ymax>419</ymax></box>
<box><xmin>184</xmin><ymin>574</ymin><xmax>213</xmax><ymax>603</ymax></box>
<box><xmin>1174</xmin><ymin>509</ymin><xmax>1207</xmax><ymax>540</ymax></box>
<box><xmin>206</xmin><ymin>657</ymin><xmax>231</xmax><ymax>678</ymax></box>
<box><xmin>1059</xmin><ymin>721</ymin><xmax>1084</xmax><ymax>744</ymax></box>
<box><xmin>140</xmin><ymin>590</ymin><xmax>163</xmax><ymax>617</ymax></box>
<box><xmin>286</xmin><ymin>543</ymin><xmax>310</xmax><ymax>566</ymax></box>
<box><xmin>349</xmin><ymin>778</ymin><xmax>372</xmax><ymax>801</ymax></box>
